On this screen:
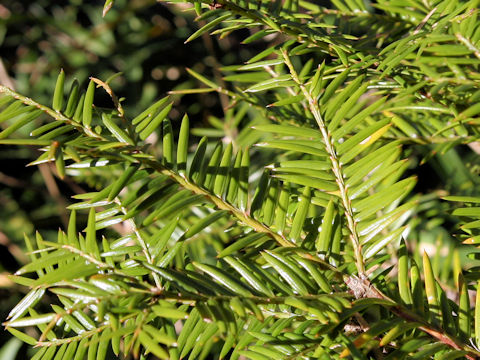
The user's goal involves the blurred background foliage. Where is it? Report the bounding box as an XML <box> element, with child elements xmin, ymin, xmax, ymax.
<box><xmin>1</xmin><ymin>0</ymin><xmax>480</xmax><ymax>358</ymax></box>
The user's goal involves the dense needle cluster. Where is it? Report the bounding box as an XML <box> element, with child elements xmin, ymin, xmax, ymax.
<box><xmin>2</xmin><ymin>0</ymin><xmax>480</xmax><ymax>359</ymax></box>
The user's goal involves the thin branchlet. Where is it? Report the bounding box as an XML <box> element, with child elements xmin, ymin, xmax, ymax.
<box><xmin>281</xmin><ymin>49</ymin><xmax>366</xmax><ymax>277</ymax></box>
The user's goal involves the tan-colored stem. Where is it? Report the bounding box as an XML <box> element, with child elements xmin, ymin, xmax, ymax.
<box><xmin>281</xmin><ymin>49</ymin><xmax>365</xmax><ymax>276</ymax></box>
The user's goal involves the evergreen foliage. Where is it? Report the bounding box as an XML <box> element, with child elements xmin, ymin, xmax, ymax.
<box><xmin>2</xmin><ymin>0</ymin><xmax>480</xmax><ymax>358</ymax></box>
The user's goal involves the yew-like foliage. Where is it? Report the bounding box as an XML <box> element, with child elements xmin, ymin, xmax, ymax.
<box><xmin>2</xmin><ymin>0</ymin><xmax>480</xmax><ymax>359</ymax></box>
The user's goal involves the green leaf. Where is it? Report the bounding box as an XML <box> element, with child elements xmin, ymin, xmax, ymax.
<box><xmin>15</xmin><ymin>250</ymin><xmax>75</xmax><ymax>275</ymax></box>
<box><xmin>0</xmin><ymin>101</ymin><xmax>29</xmax><ymax>124</ymax></box>
<box><xmin>83</xmin><ymin>80</ymin><xmax>95</xmax><ymax>127</ymax></box>
<box><xmin>238</xmin><ymin>59</ymin><xmax>284</xmax><ymax>70</ymax></box>
<box><xmin>224</xmin><ymin>256</ymin><xmax>274</xmax><ymax>296</ymax></box>
<box><xmin>349</xmin><ymin>159</ymin><xmax>408</xmax><ymax>200</ymax></box>
<box><xmin>363</xmin><ymin>227</ymin><xmax>405</xmax><ymax>259</ymax></box>
<box><xmin>290</xmin><ymin>186</ymin><xmax>311</xmax><ymax>242</ymax></box>
<box><xmin>458</xmin><ymin>273</ymin><xmax>471</xmax><ymax>340</ymax></box>
<box><xmin>100</xmin><ymin>245</ymin><xmax>142</xmax><ymax>257</ymax></box>
<box><xmin>353</xmin><ymin>178</ymin><xmax>416</xmax><ymax>221</ymax></box>
<box><xmin>253</xmin><ymin>124</ymin><xmax>322</xmax><ymax>139</ymax></box>
<box><xmin>226</xmin><ymin>149</ymin><xmax>242</xmax><ymax>205</ymax></box>
<box><xmin>261</xmin><ymin>177</ymin><xmax>278</xmax><ymax>226</ymax></box>
<box><xmin>344</xmin><ymin>141</ymin><xmax>401</xmax><ymax>185</ymax></box>
<box><xmin>73</xmin><ymin>92</ymin><xmax>85</xmax><ymax>122</ymax></box>
<box><xmin>238</xmin><ymin>148</ymin><xmax>250</xmax><ymax>211</ymax></box>
<box><xmin>251</xmin><ymin>170</ymin><xmax>269</xmax><ymax>219</ymax></box>
<box><xmin>213</xmin><ymin>142</ymin><xmax>233</xmax><ymax>197</ymax></box>
<box><xmin>162</xmin><ymin>117</ymin><xmax>174</xmax><ymax>167</ymax></box>
<box><xmin>320</xmin><ymin>67</ymin><xmax>350</xmax><ymax>105</ymax></box>
<box><xmin>217</xmin><ymin>233</ymin><xmax>268</xmax><ymax>258</ymax></box>
<box><xmin>144</xmin><ymin>263</ymin><xmax>198</xmax><ymax>293</ymax></box>
<box><xmin>274</xmin><ymin>182</ymin><xmax>289</xmax><ymax>233</ymax></box>
<box><xmin>52</xmin><ymin>69</ymin><xmax>65</xmax><ymax>112</ymax></box>
<box><xmin>5</xmin><ymin>313</ymin><xmax>56</xmax><ymax>328</ymax></box>
<box><xmin>0</xmin><ymin>138</ymin><xmax>51</xmax><ymax>146</ymax></box>
<box><xmin>267</xmin><ymin>94</ymin><xmax>304</xmax><ymax>107</ymax></box>
<box><xmin>180</xmin><ymin>313</ymin><xmax>208</xmax><ymax>358</ymax></box>
<box><xmin>87</xmin><ymin>333</ymin><xmax>99</xmax><ymax>360</ymax></box>
<box><xmin>50</xmin><ymin>288</ymin><xmax>98</xmax><ymax>302</ymax></box>
<box><xmin>187</xmin><ymin>321</ymin><xmax>218</xmax><ymax>358</ymax></box>
<box><xmin>398</xmin><ymin>239</ymin><xmax>412</xmax><ymax>306</ymax></box>
<box><xmin>33</xmin><ymin>258</ymin><xmax>98</xmax><ymax>286</ymax></box>
<box><xmin>294</xmin><ymin>256</ymin><xmax>332</xmax><ymax>293</ymax></box>
<box><xmin>107</xmin><ymin>163</ymin><xmax>140</xmax><ymax>201</ymax></box>
<box><xmin>337</xmin><ymin>119</ymin><xmax>391</xmax><ymax>159</ymax></box>
<box><xmin>244</xmin><ymin>77</ymin><xmax>296</xmax><ymax>92</ymax></box>
<box><xmin>475</xmin><ymin>280</ymin><xmax>480</xmax><ymax>347</ymax></box>
<box><xmin>63</xmin><ymin>341</ymin><xmax>79</xmax><ymax>360</ymax></box>
<box><xmin>7</xmin><ymin>328</ymin><xmax>37</xmax><ymax>346</ymax></box>
<box><xmin>188</xmin><ymin>136</ymin><xmax>208</xmax><ymax>183</ymax></box>
<box><xmin>379</xmin><ymin>322</ymin><xmax>418</xmax><ymax>347</ymax></box>
<box><xmin>51</xmin><ymin>304</ymin><xmax>85</xmax><ymax>335</ymax></box>
<box><xmin>326</xmin><ymin>76</ymin><xmax>366</xmax><ymax>129</ymax></box>
<box><xmin>317</xmin><ymin>199</ymin><xmax>334</xmax><ymax>253</ymax></box>
<box><xmin>193</xmin><ymin>262</ymin><xmax>252</xmax><ymax>296</ymax></box>
<box><xmin>261</xmin><ymin>251</ymin><xmax>309</xmax><ymax>295</ymax></box>
<box><xmin>0</xmin><ymin>110</ymin><xmax>42</xmax><ymax>140</ymax></box>
<box><xmin>185</xmin><ymin>13</ymin><xmax>232</xmax><ymax>44</ymax></box>
<box><xmin>102</xmin><ymin>113</ymin><xmax>133</xmax><ymax>145</ymax></box>
<box><xmin>256</xmin><ymin>140</ymin><xmax>326</xmax><ymax>157</ymax></box>
<box><xmin>132</xmin><ymin>96</ymin><xmax>170</xmax><ymax>125</ymax></box>
<box><xmin>142</xmin><ymin>324</ymin><xmax>176</xmax><ymax>347</ymax></box>
<box><xmin>308</xmin><ymin>62</ymin><xmax>325</xmax><ymax>98</ymax></box>
<box><xmin>143</xmin><ymin>193</ymin><xmax>204</xmax><ymax>226</ymax></box>
<box><xmin>86</xmin><ymin>208</ymin><xmax>100</xmax><ymax>259</ymax></box>
<box><xmin>423</xmin><ymin>252</ymin><xmax>439</xmax><ymax>322</ymax></box>
<box><xmin>332</xmin><ymin>97</ymin><xmax>387</xmax><ymax>140</ymax></box>
<box><xmin>410</xmin><ymin>259</ymin><xmax>425</xmax><ymax>316</ymax></box>
<box><xmin>138</xmin><ymin>102</ymin><xmax>173</xmax><ymax>141</ymax></box>
<box><xmin>73</xmin><ymin>337</ymin><xmax>89</xmax><ymax>360</ymax></box>
<box><xmin>204</xmin><ymin>141</ymin><xmax>223</xmax><ymax>190</ymax></box>
<box><xmin>177</xmin><ymin>114</ymin><xmax>189</xmax><ymax>175</ymax></box>
<box><xmin>7</xmin><ymin>288</ymin><xmax>46</xmax><ymax>322</ymax></box>
<box><xmin>152</xmin><ymin>305</ymin><xmax>188</xmax><ymax>320</ymax></box>
<box><xmin>439</xmin><ymin>288</ymin><xmax>456</xmax><ymax>336</ymax></box>
<box><xmin>182</xmin><ymin>210</ymin><xmax>228</xmax><ymax>239</ymax></box>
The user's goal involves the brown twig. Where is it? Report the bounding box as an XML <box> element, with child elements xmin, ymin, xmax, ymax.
<box><xmin>0</xmin><ymin>231</ymin><xmax>29</xmax><ymax>265</ymax></box>
<box><xmin>345</xmin><ymin>275</ymin><xmax>480</xmax><ymax>359</ymax></box>
<box><xmin>0</xmin><ymin>58</ymin><xmax>15</xmax><ymax>89</ymax></box>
